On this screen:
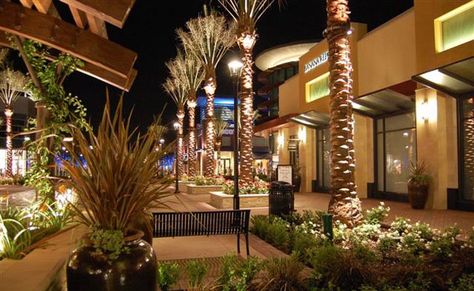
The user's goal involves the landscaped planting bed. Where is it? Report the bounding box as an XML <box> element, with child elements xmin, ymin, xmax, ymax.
<box><xmin>249</xmin><ymin>203</ymin><xmax>474</xmax><ymax>290</ymax></box>
<box><xmin>209</xmin><ymin>191</ymin><xmax>269</xmax><ymax>208</ymax></box>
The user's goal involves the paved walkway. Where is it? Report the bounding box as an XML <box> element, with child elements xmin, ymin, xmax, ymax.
<box><xmin>153</xmin><ymin>188</ymin><xmax>474</xmax><ymax>262</ymax></box>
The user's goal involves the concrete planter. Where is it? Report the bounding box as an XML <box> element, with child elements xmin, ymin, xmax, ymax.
<box><xmin>178</xmin><ymin>180</ymin><xmax>192</xmax><ymax>191</ymax></box>
<box><xmin>209</xmin><ymin>191</ymin><xmax>269</xmax><ymax>209</ymax></box>
<box><xmin>0</xmin><ymin>224</ymin><xmax>86</xmax><ymax>291</ymax></box>
<box><xmin>186</xmin><ymin>184</ymin><xmax>223</xmax><ymax>194</ymax></box>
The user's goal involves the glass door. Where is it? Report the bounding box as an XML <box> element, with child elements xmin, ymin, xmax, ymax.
<box><xmin>316</xmin><ymin>128</ymin><xmax>330</xmax><ymax>192</ymax></box>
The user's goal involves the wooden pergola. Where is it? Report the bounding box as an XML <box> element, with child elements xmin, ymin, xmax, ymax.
<box><xmin>0</xmin><ymin>0</ymin><xmax>138</xmax><ymax>91</ymax></box>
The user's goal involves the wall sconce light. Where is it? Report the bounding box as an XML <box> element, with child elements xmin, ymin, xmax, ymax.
<box><xmin>278</xmin><ymin>133</ymin><xmax>284</xmax><ymax>148</ymax></box>
<box><xmin>420</xmin><ymin>100</ymin><xmax>430</xmax><ymax>121</ymax></box>
<box><xmin>298</xmin><ymin>127</ymin><xmax>306</xmax><ymax>143</ymax></box>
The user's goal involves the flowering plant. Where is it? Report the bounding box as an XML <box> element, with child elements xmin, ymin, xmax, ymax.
<box><xmin>194</xmin><ymin>175</ymin><xmax>225</xmax><ymax>186</ymax></box>
<box><xmin>222</xmin><ymin>177</ymin><xmax>269</xmax><ymax>195</ymax></box>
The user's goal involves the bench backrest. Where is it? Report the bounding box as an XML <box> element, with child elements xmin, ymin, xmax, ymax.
<box><xmin>152</xmin><ymin>210</ymin><xmax>250</xmax><ymax>237</ymax></box>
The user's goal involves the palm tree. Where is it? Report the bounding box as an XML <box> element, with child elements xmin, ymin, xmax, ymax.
<box><xmin>0</xmin><ymin>67</ymin><xmax>29</xmax><ymax>177</ymax></box>
<box><xmin>325</xmin><ymin>0</ymin><xmax>362</xmax><ymax>226</ymax></box>
<box><xmin>218</xmin><ymin>0</ymin><xmax>278</xmax><ymax>185</ymax></box>
<box><xmin>214</xmin><ymin>116</ymin><xmax>228</xmax><ymax>174</ymax></box>
<box><xmin>177</xmin><ymin>9</ymin><xmax>234</xmax><ymax>177</ymax></box>
<box><xmin>166</xmin><ymin>50</ymin><xmax>204</xmax><ymax>178</ymax></box>
<box><xmin>163</xmin><ymin>76</ymin><xmax>188</xmax><ymax>178</ymax></box>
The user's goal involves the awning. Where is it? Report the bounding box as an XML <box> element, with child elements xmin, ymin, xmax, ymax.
<box><xmin>290</xmin><ymin>111</ymin><xmax>329</xmax><ymax>128</ymax></box>
<box><xmin>254</xmin><ymin>113</ymin><xmax>299</xmax><ymax>133</ymax></box>
<box><xmin>412</xmin><ymin>57</ymin><xmax>474</xmax><ymax>98</ymax></box>
<box><xmin>352</xmin><ymin>88</ymin><xmax>414</xmax><ymax>117</ymax></box>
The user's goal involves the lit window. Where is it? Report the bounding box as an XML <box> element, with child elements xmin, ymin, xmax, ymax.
<box><xmin>435</xmin><ymin>1</ymin><xmax>474</xmax><ymax>52</ymax></box>
<box><xmin>305</xmin><ymin>72</ymin><xmax>330</xmax><ymax>103</ymax></box>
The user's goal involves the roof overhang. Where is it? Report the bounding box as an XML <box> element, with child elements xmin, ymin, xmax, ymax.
<box><xmin>412</xmin><ymin>57</ymin><xmax>474</xmax><ymax>98</ymax></box>
<box><xmin>254</xmin><ymin>113</ymin><xmax>298</xmax><ymax>133</ymax></box>
<box><xmin>353</xmin><ymin>83</ymin><xmax>416</xmax><ymax>117</ymax></box>
<box><xmin>255</xmin><ymin>42</ymin><xmax>317</xmax><ymax>71</ymax></box>
<box><xmin>290</xmin><ymin>111</ymin><xmax>329</xmax><ymax>128</ymax></box>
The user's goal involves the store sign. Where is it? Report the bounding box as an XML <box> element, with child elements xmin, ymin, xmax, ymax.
<box><xmin>277</xmin><ymin>165</ymin><xmax>293</xmax><ymax>185</ymax></box>
<box><xmin>304</xmin><ymin>51</ymin><xmax>329</xmax><ymax>73</ymax></box>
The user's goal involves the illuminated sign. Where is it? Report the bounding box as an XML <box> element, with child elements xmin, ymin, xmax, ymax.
<box><xmin>304</xmin><ymin>51</ymin><xmax>329</xmax><ymax>73</ymax></box>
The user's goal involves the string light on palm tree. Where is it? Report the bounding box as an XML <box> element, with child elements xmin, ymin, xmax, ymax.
<box><xmin>218</xmin><ymin>0</ymin><xmax>281</xmax><ymax>186</ymax></box>
<box><xmin>177</xmin><ymin>7</ymin><xmax>235</xmax><ymax>177</ymax></box>
<box><xmin>325</xmin><ymin>0</ymin><xmax>362</xmax><ymax>226</ymax></box>
<box><xmin>0</xmin><ymin>54</ymin><xmax>30</xmax><ymax>177</ymax></box>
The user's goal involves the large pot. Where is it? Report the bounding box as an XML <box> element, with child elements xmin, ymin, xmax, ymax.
<box><xmin>67</xmin><ymin>230</ymin><xmax>157</xmax><ymax>291</ymax></box>
<box><xmin>408</xmin><ymin>182</ymin><xmax>428</xmax><ymax>209</ymax></box>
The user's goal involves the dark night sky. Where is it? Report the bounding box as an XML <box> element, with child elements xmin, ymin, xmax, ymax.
<box><xmin>61</xmin><ymin>0</ymin><xmax>414</xmax><ymax>137</ymax></box>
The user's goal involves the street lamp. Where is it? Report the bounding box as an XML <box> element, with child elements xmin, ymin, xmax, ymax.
<box><xmin>228</xmin><ymin>59</ymin><xmax>243</xmax><ymax>210</ymax></box>
<box><xmin>173</xmin><ymin>121</ymin><xmax>180</xmax><ymax>194</ymax></box>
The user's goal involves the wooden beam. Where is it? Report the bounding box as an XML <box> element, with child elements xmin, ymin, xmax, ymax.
<box><xmin>60</xmin><ymin>0</ymin><xmax>136</xmax><ymax>28</ymax></box>
<box><xmin>0</xmin><ymin>32</ymin><xmax>135</xmax><ymax>92</ymax></box>
<box><xmin>69</xmin><ymin>6</ymin><xmax>88</xmax><ymax>29</ymax></box>
<box><xmin>32</xmin><ymin>0</ymin><xmax>52</xmax><ymax>14</ymax></box>
<box><xmin>19</xmin><ymin>0</ymin><xmax>33</xmax><ymax>8</ymax></box>
<box><xmin>4</xmin><ymin>35</ymin><xmax>135</xmax><ymax>92</ymax></box>
<box><xmin>0</xmin><ymin>1</ymin><xmax>136</xmax><ymax>78</ymax></box>
<box><xmin>85</xmin><ymin>14</ymin><xmax>108</xmax><ymax>39</ymax></box>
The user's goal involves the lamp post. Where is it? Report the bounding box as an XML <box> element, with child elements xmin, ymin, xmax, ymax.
<box><xmin>173</xmin><ymin>121</ymin><xmax>180</xmax><ymax>194</ymax></box>
<box><xmin>228</xmin><ymin>59</ymin><xmax>243</xmax><ymax>210</ymax></box>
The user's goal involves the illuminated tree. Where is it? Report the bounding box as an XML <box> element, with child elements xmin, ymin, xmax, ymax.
<box><xmin>163</xmin><ymin>76</ymin><xmax>187</xmax><ymax>177</ymax></box>
<box><xmin>214</xmin><ymin>116</ymin><xmax>228</xmax><ymax>174</ymax></box>
<box><xmin>167</xmin><ymin>50</ymin><xmax>204</xmax><ymax>178</ymax></box>
<box><xmin>218</xmin><ymin>0</ymin><xmax>278</xmax><ymax>185</ymax></box>
<box><xmin>177</xmin><ymin>9</ymin><xmax>234</xmax><ymax>176</ymax></box>
<box><xmin>325</xmin><ymin>0</ymin><xmax>362</xmax><ymax>226</ymax></box>
<box><xmin>0</xmin><ymin>53</ymin><xmax>30</xmax><ymax>177</ymax></box>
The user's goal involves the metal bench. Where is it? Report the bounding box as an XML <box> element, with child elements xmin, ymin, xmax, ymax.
<box><xmin>152</xmin><ymin>210</ymin><xmax>251</xmax><ymax>255</ymax></box>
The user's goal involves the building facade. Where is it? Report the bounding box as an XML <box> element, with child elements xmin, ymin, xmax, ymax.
<box><xmin>256</xmin><ymin>0</ymin><xmax>474</xmax><ymax>211</ymax></box>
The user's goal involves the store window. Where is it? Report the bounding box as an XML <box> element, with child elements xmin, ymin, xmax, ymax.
<box><xmin>461</xmin><ymin>98</ymin><xmax>474</xmax><ymax>201</ymax></box>
<box><xmin>316</xmin><ymin>128</ymin><xmax>330</xmax><ymax>191</ymax></box>
<box><xmin>376</xmin><ymin>112</ymin><xmax>417</xmax><ymax>194</ymax></box>
<box><xmin>435</xmin><ymin>1</ymin><xmax>474</xmax><ymax>52</ymax></box>
<box><xmin>305</xmin><ymin>72</ymin><xmax>330</xmax><ymax>103</ymax></box>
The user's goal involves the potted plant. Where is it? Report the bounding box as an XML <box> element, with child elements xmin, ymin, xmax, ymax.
<box><xmin>63</xmin><ymin>97</ymin><xmax>170</xmax><ymax>291</ymax></box>
<box><xmin>407</xmin><ymin>161</ymin><xmax>431</xmax><ymax>209</ymax></box>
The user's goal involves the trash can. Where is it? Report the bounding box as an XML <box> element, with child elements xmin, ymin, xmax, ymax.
<box><xmin>269</xmin><ymin>181</ymin><xmax>295</xmax><ymax>217</ymax></box>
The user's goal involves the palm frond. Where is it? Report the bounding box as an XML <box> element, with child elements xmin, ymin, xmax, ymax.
<box><xmin>162</xmin><ymin>76</ymin><xmax>188</xmax><ymax>110</ymax></box>
<box><xmin>167</xmin><ymin>50</ymin><xmax>204</xmax><ymax>99</ymax></box>
<box><xmin>217</xmin><ymin>0</ymin><xmax>279</xmax><ymax>30</ymax></box>
<box><xmin>176</xmin><ymin>12</ymin><xmax>235</xmax><ymax>71</ymax></box>
<box><xmin>0</xmin><ymin>67</ymin><xmax>30</xmax><ymax>107</ymax></box>
<box><xmin>214</xmin><ymin>117</ymin><xmax>229</xmax><ymax>138</ymax></box>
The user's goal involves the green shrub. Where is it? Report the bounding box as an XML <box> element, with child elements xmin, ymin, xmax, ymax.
<box><xmin>217</xmin><ymin>254</ymin><xmax>262</xmax><ymax>291</ymax></box>
<box><xmin>364</xmin><ymin>202</ymin><xmax>390</xmax><ymax>225</ymax></box>
<box><xmin>429</xmin><ymin>226</ymin><xmax>460</xmax><ymax>260</ymax></box>
<box><xmin>309</xmin><ymin>244</ymin><xmax>369</xmax><ymax>290</ymax></box>
<box><xmin>250</xmin><ymin>215</ymin><xmax>290</xmax><ymax>251</ymax></box>
<box><xmin>449</xmin><ymin>273</ymin><xmax>474</xmax><ymax>291</ymax></box>
<box><xmin>157</xmin><ymin>262</ymin><xmax>180</xmax><ymax>291</ymax></box>
<box><xmin>251</xmin><ymin>257</ymin><xmax>308</xmax><ymax>291</ymax></box>
<box><xmin>0</xmin><ymin>214</ymin><xmax>32</xmax><ymax>259</ymax></box>
<box><xmin>186</xmin><ymin>260</ymin><xmax>208</xmax><ymax>288</ymax></box>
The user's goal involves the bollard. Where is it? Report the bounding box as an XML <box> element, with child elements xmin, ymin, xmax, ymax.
<box><xmin>321</xmin><ymin>213</ymin><xmax>333</xmax><ymax>241</ymax></box>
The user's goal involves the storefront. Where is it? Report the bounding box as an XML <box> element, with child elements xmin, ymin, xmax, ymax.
<box><xmin>256</xmin><ymin>0</ymin><xmax>474</xmax><ymax>211</ymax></box>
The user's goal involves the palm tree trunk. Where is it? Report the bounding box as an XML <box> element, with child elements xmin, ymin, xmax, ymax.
<box><xmin>5</xmin><ymin>108</ymin><xmax>13</xmax><ymax>177</ymax></box>
<box><xmin>187</xmin><ymin>99</ymin><xmax>197</xmax><ymax>178</ymax></box>
<box><xmin>326</xmin><ymin>0</ymin><xmax>362</xmax><ymax>227</ymax></box>
<box><xmin>177</xmin><ymin>109</ymin><xmax>185</xmax><ymax>177</ymax></box>
<box><xmin>237</xmin><ymin>32</ymin><xmax>256</xmax><ymax>186</ymax></box>
<box><xmin>203</xmin><ymin>76</ymin><xmax>216</xmax><ymax>177</ymax></box>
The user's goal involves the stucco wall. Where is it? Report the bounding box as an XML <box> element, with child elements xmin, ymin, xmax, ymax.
<box><xmin>279</xmin><ymin>74</ymin><xmax>300</xmax><ymax>116</ymax></box>
<box><xmin>358</xmin><ymin>9</ymin><xmax>416</xmax><ymax>96</ymax></box>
